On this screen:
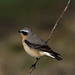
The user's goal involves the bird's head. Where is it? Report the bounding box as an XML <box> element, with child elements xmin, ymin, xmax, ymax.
<box><xmin>18</xmin><ymin>28</ymin><xmax>33</xmax><ymax>39</ymax></box>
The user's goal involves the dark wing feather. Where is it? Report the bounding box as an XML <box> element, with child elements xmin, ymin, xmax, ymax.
<box><xmin>25</xmin><ymin>40</ymin><xmax>50</xmax><ymax>52</ymax></box>
<box><xmin>25</xmin><ymin>40</ymin><xmax>60</xmax><ymax>55</ymax></box>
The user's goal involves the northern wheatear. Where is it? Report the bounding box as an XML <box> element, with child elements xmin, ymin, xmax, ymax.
<box><xmin>18</xmin><ymin>28</ymin><xmax>62</xmax><ymax>61</ymax></box>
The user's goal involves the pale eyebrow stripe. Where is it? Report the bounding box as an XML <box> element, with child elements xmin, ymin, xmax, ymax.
<box><xmin>21</xmin><ymin>30</ymin><xmax>29</xmax><ymax>32</ymax></box>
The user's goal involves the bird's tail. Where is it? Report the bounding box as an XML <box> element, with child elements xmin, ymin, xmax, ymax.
<box><xmin>54</xmin><ymin>55</ymin><xmax>62</xmax><ymax>60</ymax></box>
<box><xmin>43</xmin><ymin>50</ymin><xmax>62</xmax><ymax>61</ymax></box>
<box><xmin>49</xmin><ymin>50</ymin><xmax>62</xmax><ymax>60</ymax></box>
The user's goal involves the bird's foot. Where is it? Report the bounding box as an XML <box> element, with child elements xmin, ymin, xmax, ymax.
<box><xmin>30</xmin><ymin>64</ymin><xmax>36</xmax><ymax>69</ymax></box>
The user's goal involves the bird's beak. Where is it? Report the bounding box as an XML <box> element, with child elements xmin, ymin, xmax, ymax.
<box><xmin>18</xmin><ymin>30</ymin><xmax>21</xmax><ymax>33</ymax></box>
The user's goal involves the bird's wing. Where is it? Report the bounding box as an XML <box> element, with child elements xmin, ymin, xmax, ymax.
<box><xmin>26</xmin><ymin>35</ymin><xmax>46</xmax><ymax>45</ymax></box>
<box><xmin>25</xmin><ymin>40</ymin><xmax>60</xmax><ymax>56</ymax></box>
<box><xmin>25</xmin><ymin>40</ymin><xmax>51</xmax><ymax>52</ymax></box>
<box><xmin>26</xmin><ymin>35</ymin><xmax>60</xmax><ymax>55</ymax></box>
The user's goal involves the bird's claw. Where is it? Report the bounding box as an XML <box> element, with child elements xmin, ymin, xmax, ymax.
<box><xmin>30</xmin><ymin>64</ymin><xmax>36</xmax><ymax>69</ymax></box>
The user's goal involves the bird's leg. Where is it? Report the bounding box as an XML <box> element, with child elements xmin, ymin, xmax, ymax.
<box><xmin>28</xmin><ymin>58</ymin><xmax>41</xmax><ymax>74</ymax></box>
<box><xmin>30</xmin><ymin>58</ymin><xmax>40</xmax><ymax>69</ymax></box>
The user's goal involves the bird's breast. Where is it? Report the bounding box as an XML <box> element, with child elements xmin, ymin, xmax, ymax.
<box><xmin>22</xmin><ymin>42</ymin><xmax>44</xmax><ymax>58</ymax></box>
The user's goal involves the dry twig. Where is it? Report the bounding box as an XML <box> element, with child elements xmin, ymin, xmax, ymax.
<box><xmin>46</xmin><ymin>0</ymin><xmax>70</xmax><ymax>43</ymax></box>
<box><xmin>28</xmin><ymin>58</ymin><xmax>40</xmax><ymax>75</ymax></box>
<box><xmin>28</xmin><ymin>0</ymin><xmax>70</xmax><ymax>75</ymax></box>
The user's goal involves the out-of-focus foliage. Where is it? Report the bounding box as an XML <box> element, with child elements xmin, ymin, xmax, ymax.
<box><xmin>0</xmin><ymin>0</ymin><xmax>75</xmax><ymax>75</ymax></box>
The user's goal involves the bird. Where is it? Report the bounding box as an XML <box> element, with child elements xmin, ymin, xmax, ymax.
<box><xmin>18</xmin><ymin>27</ymin><xmax>62</xmax><ymax>62</ymax></box>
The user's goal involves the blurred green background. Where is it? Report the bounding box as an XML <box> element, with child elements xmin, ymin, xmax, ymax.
<box><xmin>0</xmin><ymin>0</ymin><xmax>75</xmax><ymax>75</ymax></box>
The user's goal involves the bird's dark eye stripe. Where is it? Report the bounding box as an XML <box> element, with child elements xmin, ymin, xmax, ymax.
<box><xmin>22</xmin><ymin>31</ymin><xmax>28</xmax><ymax>35</ymax></box>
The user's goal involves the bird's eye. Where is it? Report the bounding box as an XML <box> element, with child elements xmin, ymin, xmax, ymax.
<box><xmin>22</xmin><ymin>31</ymin><xmax>28</xmax><ymax>35</ymax></box>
